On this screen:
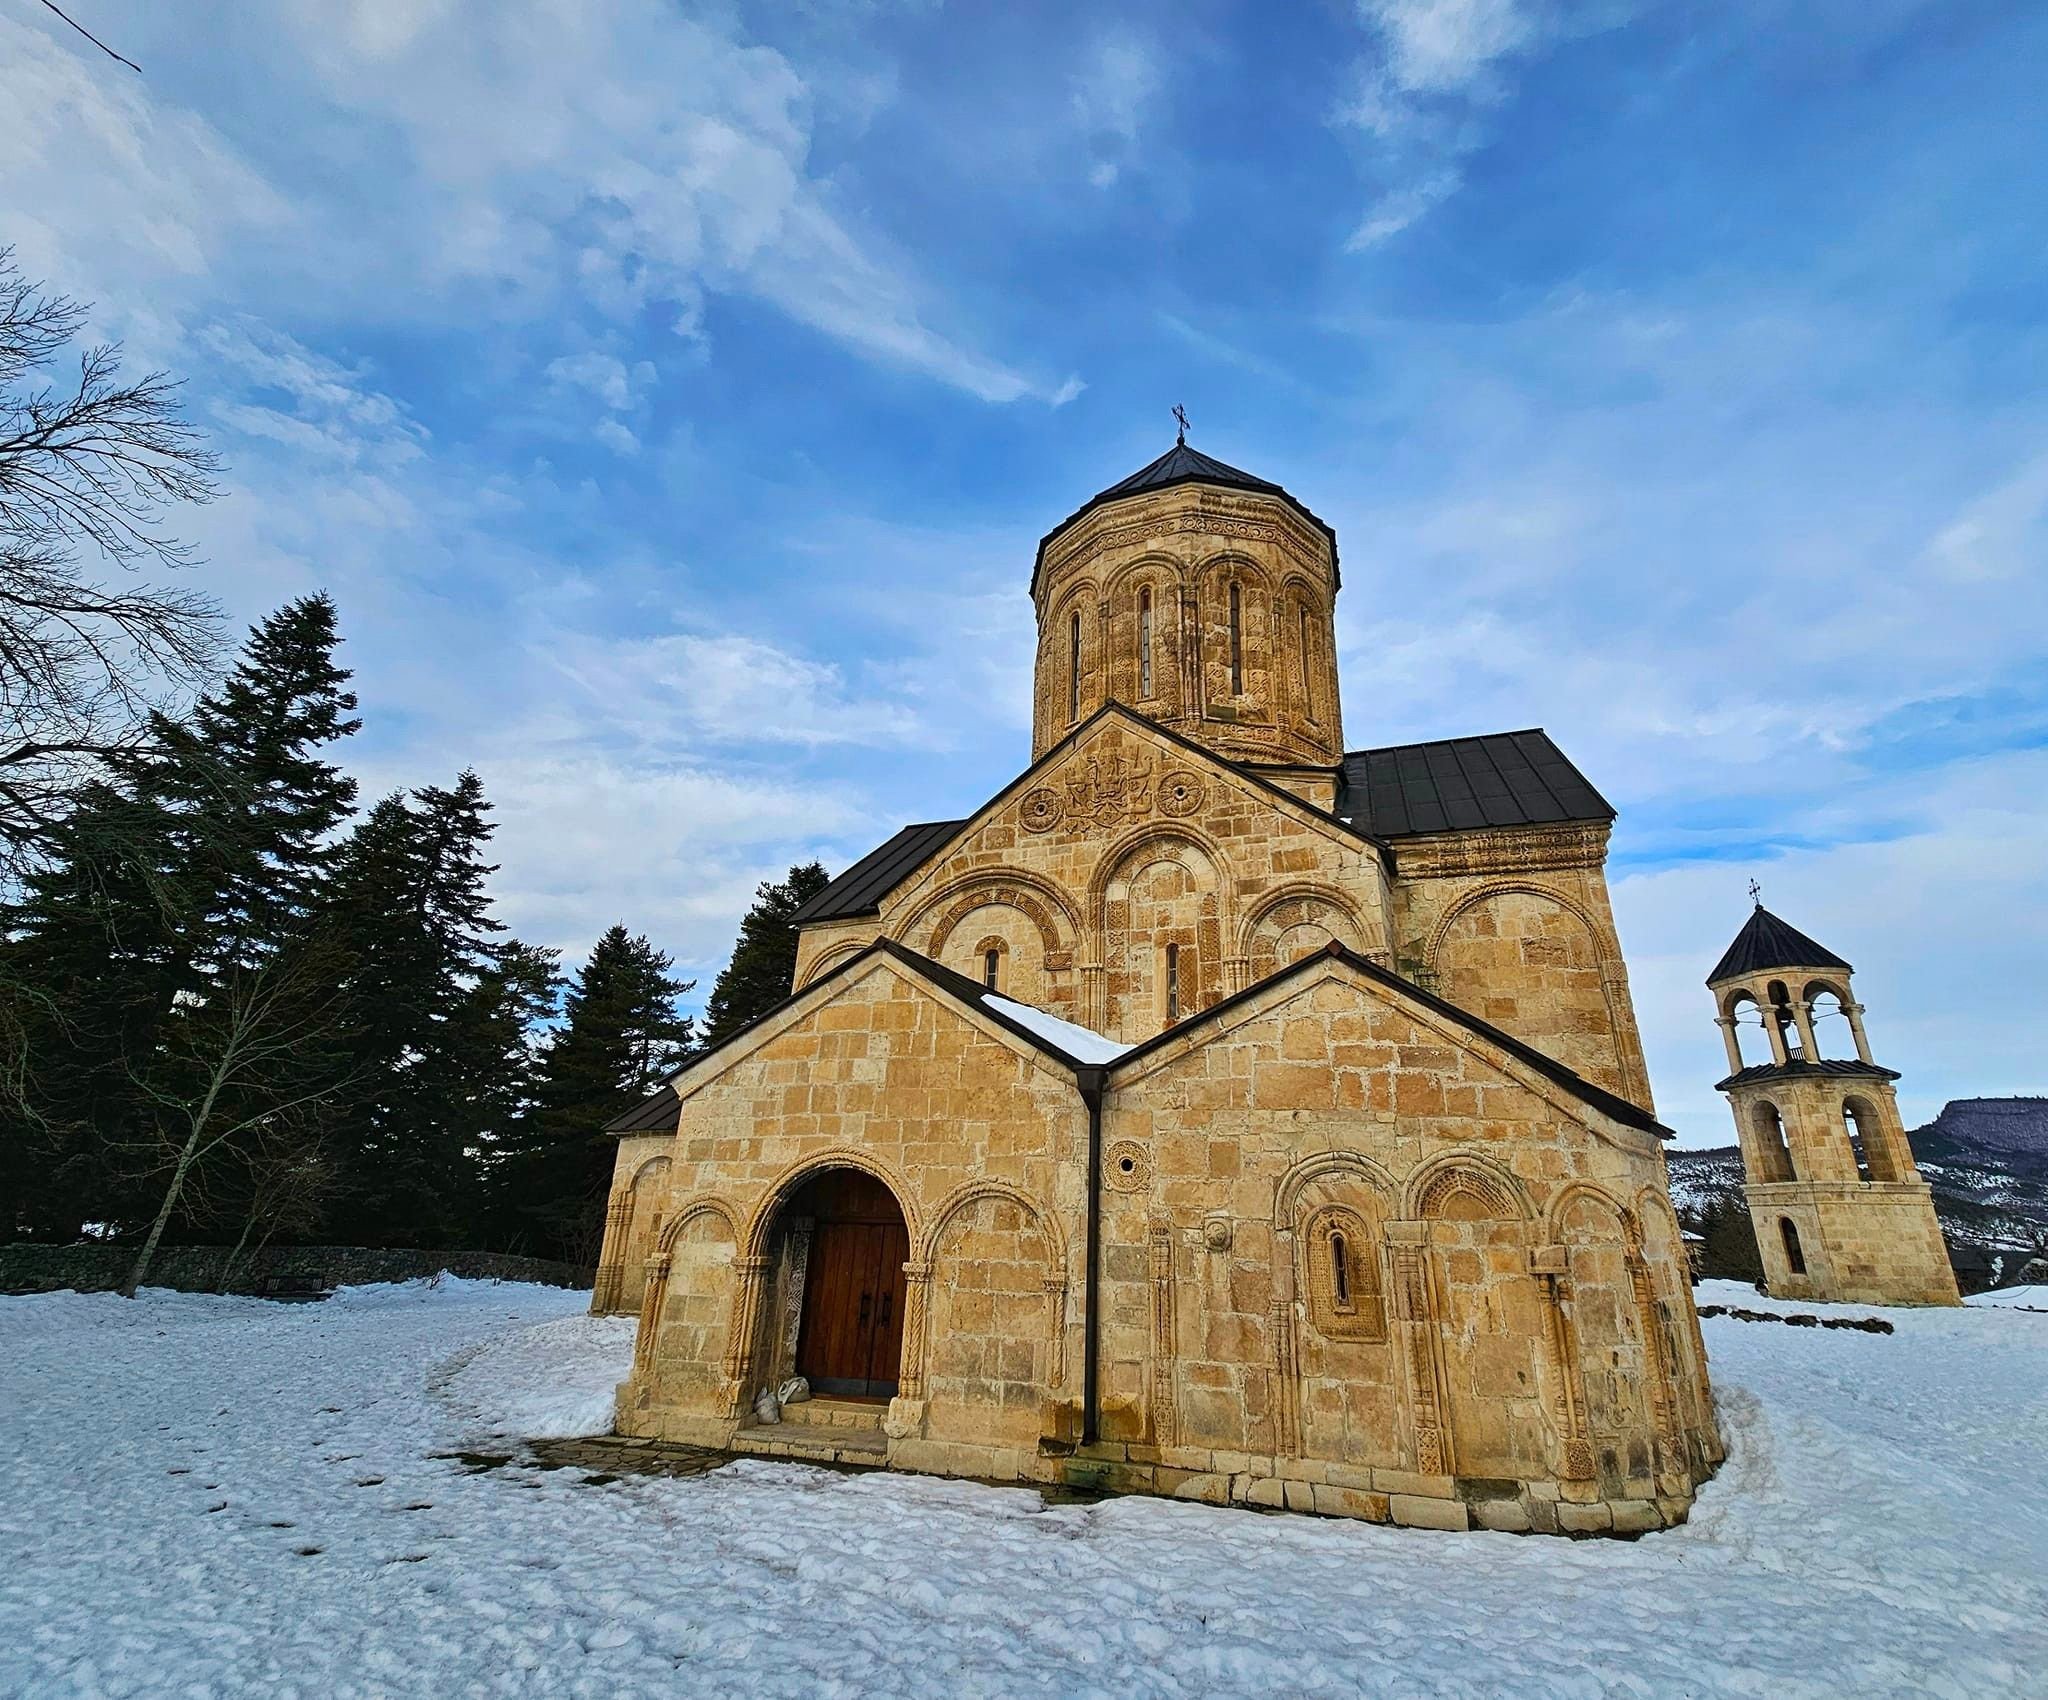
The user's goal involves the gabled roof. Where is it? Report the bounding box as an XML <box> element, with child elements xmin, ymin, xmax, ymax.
<box><xmin>1032</xmin><ymin>441</ymin><xmax>1338</xmax><ymax>596</ymax></box>
<box><xmin>604</xmin><ymin>938</ymin><xmax>1129</xmax><ymax>1131</ymax></box>
<box><xmin>790</xmin><ymin>702</ymin><xmax>1394</xmax><ymax>927</ymax></box>
<box><xmin>1336</xmin><ymin>730</ymin><xmax>1613</xmax><ymax>837</ymax></box>
<box><xmin>1707</xmin><ymin>906</ymin><xmax>1852</xmax><ymax>985</ymax></box>
<box><xmin>608</xmin><ymin>934</ymin><xmax>1672</xmax><ymax>1140</ymax></box>
<box><xmin>1113</xmin><ymin>940</ymin><xmax>1671</xmax><ymax>1138</ymax></box>
<box><xmin>789</xmin><ymin>820</ymin><xmax>966</xmax><ymax>925</ymax></box>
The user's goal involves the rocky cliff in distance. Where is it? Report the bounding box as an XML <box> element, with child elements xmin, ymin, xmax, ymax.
<box><xmin>1667</xmin><ymin>1097</ymin><xmax>2048</xmax><ymax>1251</ymax></box>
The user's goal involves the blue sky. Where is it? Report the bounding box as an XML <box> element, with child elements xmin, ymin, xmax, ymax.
<box><xmin>5</xmin><ymin>0</ymin><xmax>2044</xmax><ymax>1145</ymax></box>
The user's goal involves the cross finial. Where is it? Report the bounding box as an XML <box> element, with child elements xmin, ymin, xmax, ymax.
<box><xmin>1748</xmin><ymin>877</ymin><xmax>1762</xmax><ymax>907</ymax></box>
<box><xmin>1172</xmin><ymin>403</ymin><xmax>1190</xmax><ymax>446</ymax></box>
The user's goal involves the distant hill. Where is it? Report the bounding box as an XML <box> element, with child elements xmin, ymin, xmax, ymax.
<box><xmin>1667</xmin><ymin>1097</ymin><xmax>2048</xmax><ymax>1251</ymax></box>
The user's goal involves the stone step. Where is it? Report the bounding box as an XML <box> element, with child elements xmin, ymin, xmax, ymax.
<box><xmin>732</xmin><ymin>1421</ymin><xmax>888</xmax><ymax>1465</ymax></box>
<box><xmin>789</xmin><ymin>1396</ymin><xmax>887</xmax><ymax>1431</ymax></box>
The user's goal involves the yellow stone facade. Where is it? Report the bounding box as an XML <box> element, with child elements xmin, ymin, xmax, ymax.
<box><xmin>1709</xmin><ymin>920</ymin><xmax>1960</xmax><ymax>1307</ymax></box>
<box><xmin>595</xmin><ymin>444</ymin><xmax>1726</xmax><ymax>1533</ymax></box>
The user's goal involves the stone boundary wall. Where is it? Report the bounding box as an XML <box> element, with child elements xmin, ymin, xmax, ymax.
<box><xmin>0</xmin><ymin>1243</ymin><xmax>593</xmax><ymax>1297</ymax></box>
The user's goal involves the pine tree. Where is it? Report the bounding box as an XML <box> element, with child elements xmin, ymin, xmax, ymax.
<box><xmin>1</xmin><ymin>597</ymin><xmax>359</xmax><ymax>1246</ymax></box>
<box><xmin>699</xmin><ymin>862</ymin><xmax>829</xmax><ymax>1048</ymax></box>
<box><xmin>492</xmin><ymin>925</ymin><xmax>694</xmax><ymax>1260</ymax></box>
<box><xmin>0</xmin><ymin>780</ymin><xmax>183</xmax><ymax>1238</ymax></box>
<box><xmin>146</xmin><ymin>593</ymin><xmax>359</xmax><ymax>975</ymax></box>
<box><xmin>320</xmin><ymin>772</ymin><xmax>507</xmax><ymax>1246</ymax></box>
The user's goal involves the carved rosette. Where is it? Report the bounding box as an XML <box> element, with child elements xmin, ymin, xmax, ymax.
<box><xmin>1156</xmin><ymin>768</ymin><xmax>1205</xmax><ymax>817</ymax></box>
<box><xmin>1105</xmin><ymin>1139</ymin><xmax>1152</xmax><ymax>1192</ymax></box>
<box><xmin>1019</xmin><ymin>787</ymin><xmax>1063</xmax><ymax>834</ymax></box>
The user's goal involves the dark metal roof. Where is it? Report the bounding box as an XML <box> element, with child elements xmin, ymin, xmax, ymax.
<box><xmin>1707</xmin><ymin>906</ymin><xmax>1852</xmax><ymax>985</ymax></box>
<box><xmin>1335</xmin><ymin>730</ymin><xmax>1613</xmax><ymax>838</ymax></box>
<box><xmin>1715</xmin><ymin>1058</ymin><xmax>1898</xmax><ymax>1093</ymax></box>
<box><xmin>1031</xmin><ymin>441</ymin><xmax>1338</xmax><ymax>596</ymax></box>
<box><xmin>788</xmin><ymin>820</ymin><xmax>966</xmax><ymax>925</ymax></box>
<box><xmin>603</xmin><ymin>1084</ymin><xmax>684</xmax><ymax>1134</ymax></box>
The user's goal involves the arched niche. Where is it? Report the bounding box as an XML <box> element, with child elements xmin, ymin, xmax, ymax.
<box><xmin>1241</xmin><ymin>887</ymin><xmax>1371</xmax><ymax>983</ymax></box>
<box><xmin>1748</xmin><ymin>1100</ymin><xmax>1794</xmax><ymax>1183</ymax></box>
<box><xmin>1428</xmin><ymin>884</ymin><xmax>1625</xmax><ymax>1095</ymax></box>
<box><xmin>1103</xmin><ymin>554</ymin><xmax>1187</xmax><ymax>718</ymax></box>
<box><xmin>1096</xmin><ymin>828</ymin><xmax>1231</xmax><ymax>1039</ymax></box>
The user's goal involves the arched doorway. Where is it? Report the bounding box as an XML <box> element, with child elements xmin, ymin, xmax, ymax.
<box><xmin>785</xmin><ymin>1169</ymin><xmax>910</xmax><ymax>1399</ymax></box>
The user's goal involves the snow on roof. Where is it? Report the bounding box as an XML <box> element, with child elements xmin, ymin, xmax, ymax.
<box><xmin>983</xmin><ymin>994</ymin><xmax>1129</xmax><ymax>1065</ymax></box>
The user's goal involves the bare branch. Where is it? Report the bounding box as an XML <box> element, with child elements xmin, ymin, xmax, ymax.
<box><xmin>39</xmin><ymin>2</ymin><xmax>142</xmax><ymax>75</ymax></box>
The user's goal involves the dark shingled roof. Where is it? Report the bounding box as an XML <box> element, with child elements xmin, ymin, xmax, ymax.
<box><xmin>1707</xmin><ymin>906</ymin><xmax>1852</xmax><ymax>985</ymax></box>
<box><xmin>788</xmin><ymin>819</ymin><xmax>966</xmax><ymax>925</ymax></box>
<box><xmin>1715</xmin><ymin>1058</ymin><xmax>1899</xmax><ymax>1092</ymax></box>
<box><xmin>604</xmin><ymin>1084</ymin><xmax>684</xmax><ymax>1133</ymax></box>
<box><xmin>1032</xmin><ymin>441</ymin><xmax>1338</xmax><ymax>596</ymax></box>
<box><xmin>1335</xmin><ymin>730</ymin><xmax>1613</xmax><ymax>838</ymax></box>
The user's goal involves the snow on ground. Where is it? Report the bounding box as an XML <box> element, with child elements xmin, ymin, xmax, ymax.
<box><xmin>1968</xmin><ymin>1282</ymin><xmax>2048</xmax><ymax>1312</ymax></box>
<box><xmin>4</xmin><ymin>1276</ymin><xmax>2045</xmax><ymax>1698</ymax></box>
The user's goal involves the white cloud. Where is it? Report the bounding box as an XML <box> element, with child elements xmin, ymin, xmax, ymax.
<box><xmin>1071</xmin><ymin>30</ymin><xmax>1161</xmax><ymax>190</ymax></box>
<box><xmin>2</xmin><ymin>3</ymin><xmax>1068</xmax><ymax>406</ymax></box>
<box><xmin>1924</xmin><ymin>448</ymin><xmax>2048</xmax><ymax>583</ymax></box>
<box><xmin>1338</xmin><ymin>1</ymin><xmax>1626</xmax><ymax>248</ymax></box>
<box><xmin>545</xmin><ymin>631</ymin><xmax>937</xmax><ymax>752</ymax></box>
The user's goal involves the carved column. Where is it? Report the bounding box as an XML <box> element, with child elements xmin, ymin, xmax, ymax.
<box><xmin>1225</xmin><ymin>954</ymin><xmax>1250</xmax><ymax>996</ymax></box>
<box><xmin>1270</xmin><ymin>1227</ymin><xmax>1299</xmax><ymax>1458</ymax></box>
<box><xmin>1715</xmin><ymin>1016</ymin><xmax>1744</xmax><ymax>1076</ymax></box>
<box><xmin>593</xmin><ymin>1193</ymin><xmax>632</xmax><ymax>1314</ymax></box>
<box><xmin>1537</xmin><ymin>1255</ymin><xmax>1594</xmax><ymax>1481</ymax></box>
<box><xmin>897</xmin><ymin>1260</ymin><xmax>933</xmax><ymax>1401</ymax></box>
<box><xmin>632</xmin><ymin>1251</ymin><xmax>672</xmax><ymax>1378</ymax></box>
<box><xmin>1845</xmin><ymin>1001</ymin><xmax>1874</xmax><ymax>1065</ymax></box>
<box><xmin>1628</xmin><ymin>1248</ymin><xmax>1683</xmax><ymax>1465</ymax></box>
<box><xmin>720</xmin><ymin>1254</ymin><xmax>772</xmax><ymax>1417</ymax></box>
<box><xmin>1149</xmin><ymin>1220</ymin><xmax>1177</xmax><ymax>1448</ymax></box>
<box><xmin>1044</xmin><ymin>1275</ymin><xmax>1069</xmax><ymax>1390</ymax></box>
<box><xmin>1080</xmin><ymin>961</ymin><xmax>1106</xmax><ymax>1032</ymax></box>
<box><xmin>1388</xmin><ymin>1226</ymin><xmax>1449</xmax><ymax>1477</ymax></box>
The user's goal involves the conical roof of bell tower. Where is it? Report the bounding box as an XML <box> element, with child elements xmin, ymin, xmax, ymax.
<box><xmin>1707</xmin><ymin>904</ymin><xmax>1852</xmax><ymax>985</ymax></box>
<box><xmin>1031</xmin><ymin>438</ymin><xmax>1337</xmax><ymax>595</ymax></box>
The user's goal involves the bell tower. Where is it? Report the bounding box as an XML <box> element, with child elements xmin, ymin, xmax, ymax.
<box><xmin>1707</xmin><ymin>901</ymin><xmax>1958</xmax><ymax>1306</ymax></box>
<box><xmin>1028</xmin><ymin>432</ymin><xmax>1343</xmax><ymax>782</ymax></box>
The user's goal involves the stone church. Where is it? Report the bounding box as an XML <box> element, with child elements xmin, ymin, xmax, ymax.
<box><xmin>593</xmin><ymin>435</ymin><xmax>1724</xmax><ymax>1534</ymax></box>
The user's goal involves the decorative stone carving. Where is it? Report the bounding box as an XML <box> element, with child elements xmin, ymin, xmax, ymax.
<box><xmin>1156</xmin><ymin>768</ymin><xmax>1205</xmax><ymax>817</ymax></box>
<box><xmin>1019</xmin><ymin>787</ymin><xmax>1064</xmax><ymax>834</ymax></box>
<box><xmin>1105</xmin><ymin>1140</ymin><xmax>1152</xmax><ymax>1192</ymax></box>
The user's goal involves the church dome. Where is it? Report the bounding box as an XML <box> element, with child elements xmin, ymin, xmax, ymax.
<box><xmin>1031</xmin><ymin>440</ymin><xmax>1338</xmax><ymax>596</ymax></box>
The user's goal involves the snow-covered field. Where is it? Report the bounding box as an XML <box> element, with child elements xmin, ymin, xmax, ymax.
<box><xmin>4</xmin><ymin>1277</ymin><xmax>2045</xmax><ymax>1698</ymax></box>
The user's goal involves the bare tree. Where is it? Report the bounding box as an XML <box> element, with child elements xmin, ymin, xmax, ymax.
<box><xmin>215</xmin><ymin>1115</ymin><xmax>338</xmax><ymax>1293</ymax></box>
<box><xmin>0</xmin><ymin>249</ymin><xmax>222</xmax><ymax>875</ymax></box>
<box><xmin>118</xmin><ymin>945</ymin><xmax>349</xmax><ymax>1298</ymax></box>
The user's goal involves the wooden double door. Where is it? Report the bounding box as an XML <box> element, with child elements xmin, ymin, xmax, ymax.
<box><xmin>793</xmin><ymin>1173</ymin><xmax>909</xmax><ymax>1399</ymax></box>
